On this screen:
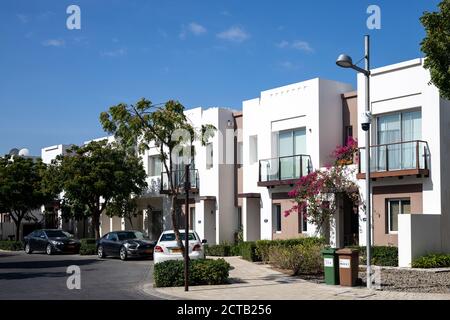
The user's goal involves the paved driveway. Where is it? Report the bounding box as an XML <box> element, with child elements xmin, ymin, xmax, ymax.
<box><xmin>0</xmin><ymin>251</ymin><xmax>162</xmax><ymax>300</ymax></box>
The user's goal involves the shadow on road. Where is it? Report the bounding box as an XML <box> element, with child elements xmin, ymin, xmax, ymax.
<box><xmin>0</xmin><ymin>271</ymin><xmax>68</xmax><ymax>280</ymax></box>
<box><xmin>0</xmin><ymin>258</ymin><xmax>101</xmax><ymax>270</ymax></box>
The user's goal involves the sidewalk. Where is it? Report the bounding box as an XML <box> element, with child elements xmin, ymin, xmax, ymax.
<box><xmin>147</xmin><ymin>257</ymin><xmax>450</xmax><ymax>300</ymax></box>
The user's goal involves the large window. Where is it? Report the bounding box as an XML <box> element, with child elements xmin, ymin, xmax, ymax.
<box><xmin>206</xmin><ymin>143</ymin><xmax>213</xmax><ymax>169</ymax></box>
<box><xmin>273</xmin><ymin>204</ymin><xmax>282</xmax><ymax>233</ymax></box>
<box><xmin>148</xmin><ymin>155</ymin><xmax>162</xmax><ymax>177</ymax></box>
<box><xmin>249</xmin><ymin>135</ymin><xmax>258</xmax><ymax>164</ymax></box>
<box><xmin>376</xmin><ymin>110</ymin><xmax>421</xmax><ymax>170</ymax></box>
<box><xmin>278</xmin><ymin>128</ymin><xmax>306</xmax><ymax>180</ymax></box>
<box><xmin>387</xmin><ymin>199</ymin><xmax>411</xmax><ymax>233</ymax></box>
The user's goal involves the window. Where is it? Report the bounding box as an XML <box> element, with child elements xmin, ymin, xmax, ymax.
<box><xmin>237</xmin><ymin>207</ymin><xmax>242</xmax><ymax>229</ymax></box>
<box><xmin>273</xmin><ymin>204</ymin><xmax>282</xmax><ymax>233</ymax></box>
<box><xmin>376</xmin><ymin>110</ymin><xmax>421</xmax><ymax>170</ymax></box>
<box><xmin>237</xmin><ymin>142</ymin><xmax>243</xmax><ymax>165</ymax></box>
<box><xmin>278</xmin><ymin>128</ymin><xmax>306</xmax><ymax>179</ymax></box>
<box><xmin>249</xmin><ymin>135</ymin><xmax>258</xmax><ymax>164</ymax></box>
<box><xmin>189</xmin><ymin>207</ymin><xmax>196</xmax><ymax>231</ymax></box>
<box><xmin>206</xmin><ymin>143</ymin><xmax>213</xmax><ymax>169</ymax></box>
<box><xmin>387</xmin><ymin>199</ymin><xmax>411</xmax><ymax>233</ymax></box>
<box><xmin>298</xmin><ymin>205</ymin><xmax>308</xmax><ymax>233</ymax></box>
<box><xmin>344</xmin><ymin>126</ymin><xmax>353</xmax><ymax>144</ymax></box>
<box><xmin>160</xmin><ymin>232</ymin><xmax>196</xmax><ymax>242</ymax></box>
<box><xmin>148</xmin><ymin>155</ymin><xmax>162</xmax><ymax>177</ymax></box>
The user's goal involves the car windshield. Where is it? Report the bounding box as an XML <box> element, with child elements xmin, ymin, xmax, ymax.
<box><xmin>160</xmin><ymin>233</ymin><xmax>196</xmax><ymax>242</ymax></box>
<box><xmin>117</xmin><ymin>231</ymin><xmax>144</xmax><ymax>241</ymax></box>
<box><xmin>45</xmin><ymin>230</ymin><xmax>68</xmax><ymax>238</ymax></box>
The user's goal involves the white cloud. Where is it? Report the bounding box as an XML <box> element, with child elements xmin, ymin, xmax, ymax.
<box><xmin>277</xmin><ymin>40</ymin><xmax>314</xmax><ymax>53</ymax></box>
<box><xmin>179</xmin><ymin>22</ymin><xmax>207</xmax><ymax>39</ymax></box>
<box><xmin>188</xmin><ymin>22</ymin><xmax>207</xmax><ymax>35</ymax></box>
<box><xmin>42</xmin><ymin>39</ymin><xmax>65</xmax><ymax>47</ymax></box>
<box><xmin>217</xmin><ymin>26</ymin><xmax>250</xmax><ymax>43</ymax></box>
<box><xmin>292</xmin><ymin>40</ymin><xmax>314</xmax><ymax>53</ymax></box>
<box><xmin>100</xmin><ymin>48</ymin><xmax>127</xmax><ymax>57</ymax></box>
<box><xmin>17</xmin><ymin>14</ymin><xmax>29</xmax><ymax>24</ymax></box>
<box><xmin>276</xmin><ymin>40</ymin><xmax>289</xmax><ymax>48</ymax></box>
<box><xmin>279</xmin><ymin>61</ymin><xmax>299</xmax><ymax>70</ymax></box>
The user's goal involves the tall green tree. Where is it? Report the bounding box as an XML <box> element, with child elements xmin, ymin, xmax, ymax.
<box><xmin>56</xmin><ymin>140</ymin><xmax>147</xmax><ymax>239</ymax></box>
<box><xmin>0</xmin><ymin>156</ymin><xmax>55</xmax><ymax>240</ymax></box>
<box><xmin>421</xmin><ymin>0</ymin><xmax>450</xmax><ymax>100</ymax></box>
<box><xmin>100</xmin><ymin>99</ymin><xmax>215</xmax><ymax>252</ymax></box>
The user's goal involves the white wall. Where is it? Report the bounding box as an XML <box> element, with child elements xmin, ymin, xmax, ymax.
<box><xmin>398</xmin><ymin>214</ymin><xmax>441</xmax><ymax>267</ymax></box>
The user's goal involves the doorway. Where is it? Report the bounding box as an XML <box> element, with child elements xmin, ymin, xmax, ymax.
<box><xmin>343</xmin><ymin>194</ymin><xmax>359</xmax><ymax>246</ymax></box>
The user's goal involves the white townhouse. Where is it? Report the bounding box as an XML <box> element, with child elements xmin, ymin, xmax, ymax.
<box><xmin>355</xmin><ymin>58</ymin><xmax>450</xmax><ymax>267</ymax></box>
<box><xmin>239</xmin><ymin>78</ymin><xmax>354</xmax><ymax>244</ymax></box>
<box><xmin>135</xmin><ymin>107</ymin><xmax>238</xmax><ymax>244</ymax></box>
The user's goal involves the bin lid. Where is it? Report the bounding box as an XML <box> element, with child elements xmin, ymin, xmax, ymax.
<box><xmin>336</xmin><ymin>248</ymin><xmax>359</xmax><ymax>255</ymax></box>
<box><xmin>321</xmin><ymin>247</ymin><xmax>338</xmax><ymax>254</ymax></box>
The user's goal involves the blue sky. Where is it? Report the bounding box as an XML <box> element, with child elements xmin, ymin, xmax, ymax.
<box><xmin>0</xmin><ymin>0</ymin><xmax>442</xmax><ymax>155</ymax></box>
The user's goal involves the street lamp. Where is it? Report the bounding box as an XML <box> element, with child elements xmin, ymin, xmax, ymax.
<box><xmin>336</xmin><ymin>35</ymin><xmax>372</xmax><ymax>289</ymax></box>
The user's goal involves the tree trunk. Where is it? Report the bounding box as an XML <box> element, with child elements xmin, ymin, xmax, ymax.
<box><xmin>15</xmin><ymin>220</ymin><xmax>21</xmax><ymax>241</ymax></box>
<box><xmin>91</xmin><ymin>212</ymin><xmax>101</xmax><ymax>240</ymax></box>
<box><xmin>170</xmin><ymin>195</ymin><xmax>187</xmax><ymax>258</ymax></box>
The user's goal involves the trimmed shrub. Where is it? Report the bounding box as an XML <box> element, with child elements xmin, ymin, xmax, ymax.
<box><xmin>79</xmin><ymin>238</ymin><xmax>96</xmax><ymax>255</ymax></box>
<box><xmin>0</xmin><ymin>240</ymin><xmax>23</xmax><ymax>251</ymax></box>
<box><xmin>256</xmin><ymin>237</ymin><xmax>326</xmax><ymax>263</ymax></box>
<box><xmin>412</xmin><ymin>253</ymin><xmax>450</xmax><ymax>269</ymax></box>
<box><xmin>230</xmin><ymin>243</ymin><xmax>243</xmax><ymax>256</ymax></box>
<box><xmin>348</xmin><ymin>246</ymin><xmax>398</xmax><ymax>267</ymax></box>
<box><xmin>241</xmin><ymin>241</ymin><xmax>260</xmax><ymax>262</ymax></box>
<box><xmin>154</xmin><ymin>258</ymin><xmax>231</xmax><ymax>287</ymax></box>
<box><xmin>205</xmin><ymin>244</ymin><xmax>231</xmax><ymax>257</ymax></box>
<box><xmin>267</xmin><ymin>242</ymin><xmax>324</xmax><ymax>275</ymax></box>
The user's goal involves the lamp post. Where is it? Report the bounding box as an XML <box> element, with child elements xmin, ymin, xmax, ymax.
<box><xmin>184</xmin><ymin>163</ymin><xmax>190</xmax><ymax>292</ymax></box>
<box><xmin>336</xmin><ymin>35</ymin><xmax>372</xmax><ymax>289</ymax></box>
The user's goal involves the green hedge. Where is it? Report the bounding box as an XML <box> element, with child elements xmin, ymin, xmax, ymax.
<box><xmin>347</xmin><ymin>246</ymin><xmax>398</xmax><ymax>267</ymax></box>
<box><xmin>0</xmin><ymin>240</ymin><xmax>23</xmax><ymax>251</ymax></box>
<box><xmin>240</xmin><ymin>241</ymin><xmax>260</xmax><ymax>262</ymax></box>
<box><xmin>256</xmin><ymin>237</ymin><xmax>327</xmax><ymax>263</ymax></box>
<box><xmin>154</xmin><ymin>258</ymin><xmax>231</xmax><ymax>287</ymax></box>
<box><xmin>412</xmin><ymin>253</ymin><xmax>450</xmax><ymax>268</ymax></box>
<box><xmin>79</xmin><ymin>238</ymin><xmax>96</xmax><ymax>255</ymax></box>
<box><xmin>205</xmin><ymin>244</ymin><xmax>231</xmax><ymax>257</ymax></box>
<box><xmin>268</xmin><ymin>243</ymin><xmax>324</xmax><ymax>275</ymax></box>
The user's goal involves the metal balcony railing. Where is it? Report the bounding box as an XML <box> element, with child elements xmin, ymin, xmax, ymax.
<box><xmin>259</xmin><ymin>154</ymin><xmax>312</xmax><ymax>184</ymax></box>
<box><xmin>160</xmin><ymin>169</ymin><xmax>199</xmax><ymax>193</ymax></box>
<box><xmin>358</xmin><ymin>140</ymin><xmax>430</xmax><ymax>178</ymax></box>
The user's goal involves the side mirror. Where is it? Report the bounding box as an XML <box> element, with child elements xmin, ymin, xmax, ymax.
<box><xmin>201</xmin><ymin>239</ymin><xmax>207</xmax><ymax>244</ymax></box>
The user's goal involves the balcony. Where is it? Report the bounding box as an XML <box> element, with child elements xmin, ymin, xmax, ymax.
<box><xmin>258</xmin><ymin>154</ymin><xmax>312</xmax><ymax>187</ymax></box>
<box><xmin>357</xmin><ymin>140</ymin><xmax>430</xmax><ymax>180</ymax></box>
<box><xmin>160</xmin><ymin>169</ymin><xmax>199</xmax><ymax>194</ymax></box>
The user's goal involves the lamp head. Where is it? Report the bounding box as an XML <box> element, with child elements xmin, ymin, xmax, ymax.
<box><xmin>336</xmin><ymin>54</ymin><xmax>354</xmax><ymax>68</ymax></box>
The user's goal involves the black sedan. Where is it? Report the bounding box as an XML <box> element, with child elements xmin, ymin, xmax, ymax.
<box><xmin>24</xmin><ymin>229</ymin><xmax>81</xmax><ymax>255</ymax></box>
<box><xmin>97</xmin><ymin>231</ymin><xmax>156</xmax><ymax>261</ymax></box>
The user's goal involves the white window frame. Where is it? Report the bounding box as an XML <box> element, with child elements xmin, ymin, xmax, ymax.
<box><xmin>387</xmin><ymin>198</ymin><xmax>411</xmax><ymax>234</ymax></box>
<box><xmin>273</xmin><ymin>204</ymin><xmax>282</xmax><ymax>233</ymax></box>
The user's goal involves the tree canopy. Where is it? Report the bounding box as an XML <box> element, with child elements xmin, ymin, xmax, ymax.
<box><xmin>55</xmin><ymin>140</ymin><xmax>147</xmax><ymax>239</ymax></box>
<box><xmin>421</xmin><ymin>0</ymin><xmax>450</xmax><ymax>100</ymax></box>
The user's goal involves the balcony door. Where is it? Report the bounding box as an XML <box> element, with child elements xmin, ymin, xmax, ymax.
<box><xmin>376</xmin><ymin>110</ymin><xmax>421</xmax><ymax>171</ymax></box>
<box><xmin>279</xmin><ymin>128</ymin><xmax>306</xmax><ymax>180</ymax></box>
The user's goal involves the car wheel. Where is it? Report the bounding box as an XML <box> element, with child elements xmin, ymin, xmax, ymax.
<box><xmin>119</xmin><ymin>246</ymin><xmax>127</xmax><ymax>261</ymax></box>
<box><xmin>46</xmin><ymin>244</ymin><xmax>53</xmax><ymax>255</ymax></box>
<box><xmin>24</xmin><ymin>243</ymin><xmax>32</xmax><ymax>254</ymax></box>
<box><xmin>97</xmin><ymin>245</ymin><xmax>106</xmax><ymax>259</ymax></box>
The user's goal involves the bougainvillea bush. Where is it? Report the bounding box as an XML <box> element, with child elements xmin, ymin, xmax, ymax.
<box><xmin>285</xmin><ymin>138</ymin><xmax>362</xmax><ymax>236</ymax></box>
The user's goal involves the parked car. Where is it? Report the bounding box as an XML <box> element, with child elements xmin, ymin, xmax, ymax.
<box><xmin>23</xmin><ymin>229</ymin><xmax>81</xmax><ymax>255</ymax></box>
<box><xmin>153</xmin><ymin>230</ymin><xmax>206</xmax><ymax>264</ymax></box>
<box><xmin>96</xmin><ymin>230</ymin><xmax>156</xmax><ymax>261</ymax></box>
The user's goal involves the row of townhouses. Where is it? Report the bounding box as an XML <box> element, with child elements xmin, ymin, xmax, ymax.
<box><xmin>3</xmin><ymin>58</ymin><xmax>450</xmax><ymax>267</ymax></box>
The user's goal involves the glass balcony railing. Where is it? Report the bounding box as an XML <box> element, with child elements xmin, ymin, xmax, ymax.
<box><xmin>259</xmin><ymin>155</ymin><xmax>312</xmax><ymax>183</ymax></box>
<box><xmin>160</xmin><ymin>169</ymin><xmax>199</xmax><ymax>193</ymax></box>
<box><xmin>358</xmin><ymin>140</ymin><xmax>430</xmax><ymax>176</ymax></box>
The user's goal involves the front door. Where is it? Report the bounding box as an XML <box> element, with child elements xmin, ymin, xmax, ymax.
<box><xmin>343</xmin><ymin>194</ymin><xmax>359</xmax><ymax>246</ymax></box>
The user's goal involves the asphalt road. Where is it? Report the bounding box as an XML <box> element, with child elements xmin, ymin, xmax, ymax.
<box><xmin>0</xmin><ymin>250</ymin><xmax>162</xmax><ymax>300</ymax></box>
